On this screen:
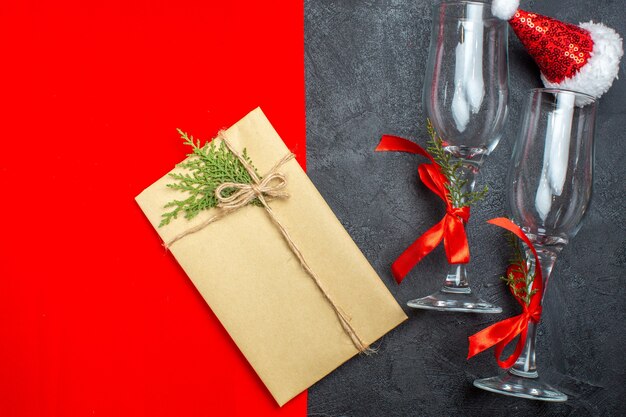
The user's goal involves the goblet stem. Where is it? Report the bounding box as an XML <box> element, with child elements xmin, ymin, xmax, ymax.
<box><xmin>407</xmin><ymin>160</ymin><xmax>501</xmax><ymax>313</ymax></box>
<box><xmin>450</xmin><ymin>157</ymin><xmax>479</xmax><ymax>204</ymax></box>
<box><xmin>474</xmin><ymin>244</ymin><xmax>567</xmax><ymax>401</ymax></box>
<box><xmin>510</xmin><ymin>320</ymin><xmax>538</xmax><ymax>377</ymax></box>
<box><xmin>443</xmin><ymin>263</ymin><xmax>470</xmax><ymax>291</ymax></box>
<box><xmin>510</xmin><ymin>246</ymin><xmax>558</xmax><ymax>377</ymax></box>
<box><xmin>442</xmin><ymin>161</ymin><xmax>477</xmax><ymax>294</ymax></box>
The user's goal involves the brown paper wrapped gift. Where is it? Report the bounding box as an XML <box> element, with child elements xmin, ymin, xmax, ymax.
<box><xmin>135</xmin><ymin>107</ymin><xmax>407</xmax><ymax>406</ymax></box>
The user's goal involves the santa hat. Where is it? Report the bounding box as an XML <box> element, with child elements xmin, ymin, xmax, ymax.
<box><xmin>492</xmin><ymin>0</ymin><xmax>623</xmax><ymax>104</ymax></box>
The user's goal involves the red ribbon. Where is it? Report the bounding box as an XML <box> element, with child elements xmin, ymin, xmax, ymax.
<box><xmin>375</xmin><ymin>135</ymin><xmax>470</xmax><ymax>284</ymax></box>
<box><xmin>467</xmin><ymin>217</ymin><xmax>543</xmax><ymax>369</ymax></box>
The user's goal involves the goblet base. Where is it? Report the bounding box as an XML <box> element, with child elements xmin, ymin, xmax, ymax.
<box><xmin>406</xmin><ymin>288</ymin><xmax>502</xmax><ymax>313</ymax></box>
<box><xmin>473</xmin><ymin>372</ymin><xmax>568</xmax><ymax>402</ymax></box>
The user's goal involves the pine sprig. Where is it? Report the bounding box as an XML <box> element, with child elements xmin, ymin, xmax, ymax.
<box><xmin>159</xmin><ymin>129</ymin><xmax>260</xmax><ymax>227</ymax></box>
<box><xmin>425</xmin><ymin>120</ymin><xmax>488</xmax><ymax>208</ymax></box>
<box><xmin>500</xmin><ymin>232</ymin><xmax>538</xmax><ymax>306</ymax></box>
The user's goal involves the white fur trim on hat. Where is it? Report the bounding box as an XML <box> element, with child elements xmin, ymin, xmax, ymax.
<box><xmin>491</xmin><ymin>0</ymin><xmax>519</xmax><ymax>20</ymax></box>
<box><xmin>541</xmin><ymin>21</ymin><xmax>624</xmax><ymax>105</ymax></box>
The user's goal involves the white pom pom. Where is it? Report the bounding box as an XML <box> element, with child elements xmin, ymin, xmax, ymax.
<box><xmin>491</xmin><ymin>0</ymin><xmax>519</xmax><ymax>20</ymax></box>
<box><xmin>541</xmin><ymin>21</ymin><xmax>624</xmax><ymax>104</ymax></box>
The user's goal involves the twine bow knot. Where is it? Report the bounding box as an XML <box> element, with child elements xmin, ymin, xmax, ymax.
<box><xmin>216</xmin><ymin>171</ymin><xmax>289</xmax><ymax>210</ymax></box>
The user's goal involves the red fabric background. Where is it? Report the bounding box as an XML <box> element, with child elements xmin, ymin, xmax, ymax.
<box><xmin>0</xmin><ymin>1</ymin><xmax>306</xmax><ymax>416</ymax></box>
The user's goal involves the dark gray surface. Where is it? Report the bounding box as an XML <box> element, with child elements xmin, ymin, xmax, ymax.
<box><xmin>305</xmin><ymin>1</ymin><xmax>626</xmax><ymax>416</ymax></box>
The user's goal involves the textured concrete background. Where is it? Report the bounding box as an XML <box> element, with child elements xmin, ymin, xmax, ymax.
<box><xmin>305</xmin><ymin>0</ymin><xmax>626</xmax><ymax>416</ymax></box>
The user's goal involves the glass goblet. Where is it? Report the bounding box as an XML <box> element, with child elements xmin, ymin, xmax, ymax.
<box><xmin>474</xmin><ymin>88</ymin><xmax>597</xmax><ymax>401</ymax></box>
<box><xmin>408</xmin><ymin>0</ymin><xmax>508</xmax><ymax>313</ymax></box>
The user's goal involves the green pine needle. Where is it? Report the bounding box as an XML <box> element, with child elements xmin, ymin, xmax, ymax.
<box><xmin>425</xmin><ymin>120</ymin><xmax>488</xmax><ymax>208</ymax></box>
<box><xmin>500</xmin><ymin>231</ymin><xmax>536</xmax><ymax>306</ymax></box>
<box><xmin>159</xmin><ymin>129</ymin><xmax>260</xmax><ymax>227</ymax></box>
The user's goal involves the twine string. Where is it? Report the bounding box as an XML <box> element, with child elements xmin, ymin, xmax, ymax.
<box><xmin>164</xmin><ymin>132</ymin><xmax>371</xmax><ymax>353</ymax></box>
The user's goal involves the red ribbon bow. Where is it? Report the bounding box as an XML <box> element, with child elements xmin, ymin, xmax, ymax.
<box><xmin>467</xmin><ymin>217</ymin><xmax>544</xmax><ymax>368</ymax></box>
<box><xmin>376</xmin><ymin>135</ymin><xmax>470</xmax><ymax>283</ymax></box>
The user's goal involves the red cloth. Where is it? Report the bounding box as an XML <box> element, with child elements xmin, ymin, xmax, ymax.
<box><xmin>0</xmin><ymin>2</ymin><xmax>306</xmax><ymax>416</ymax></box>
